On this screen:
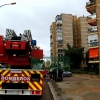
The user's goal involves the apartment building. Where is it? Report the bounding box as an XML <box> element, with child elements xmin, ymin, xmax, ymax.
<box><xmin>50</xmin><ymin>13</ymin><xmax>91</xmax><ymax>63</ymax></box>
<box><xmin>50</xmin><ymin>14</ymin><xmax>75</xmax><ymax>62</ymax></box>
<box><xmin>74</xmin><ymin>16</ymin><xmax>91</xmax><ymax>53</ymax></box>
<box><xmin>55</xmin><ymin>14</ymin><xmax>75</xmax><ymax>58</ymax></box>
<box><xmin>85</xmin><ymin>0</ymin><xmax>99</xmax><ymax>63</ymax></box>
<box><xmin>50</xmin><ymin>22</ymin><xmax>56</xmax><ymax>62</ymax></box>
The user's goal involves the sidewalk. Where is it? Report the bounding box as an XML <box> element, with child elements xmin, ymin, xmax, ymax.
<box><xmin>56</xmin><ymin>75</ymin><xmax>100</xmax><ymax>100</ymax></box>
<box><xmin>48</xmin><ymin>82</ymin><xmax>61</xmax><ymax>100</ymax></box>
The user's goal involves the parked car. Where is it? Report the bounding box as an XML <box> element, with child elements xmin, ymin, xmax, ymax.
<box><xmin>63</xmin><ymin>70</ymin><xmax>72</xmax><ymax>77</ymax></box>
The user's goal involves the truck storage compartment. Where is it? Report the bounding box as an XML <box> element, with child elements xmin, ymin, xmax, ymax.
<box><xmin>2</xmin><ymin>83</ymin><xmax>28</xmax><ymax>89</ymax></box>
<box><xmin>31</xmin><ymin>50</ymin><xmax>43</xmax><ymax>59</ymax></box>
<box><xmin>5</xmin><ymin>41</ymin><xmax>28</xmax><ymax>50</ymax></box>
<box><xmin>0</xmin><ymin>36</ymin><xmax>9</xmax><ymax>63</ymax></box>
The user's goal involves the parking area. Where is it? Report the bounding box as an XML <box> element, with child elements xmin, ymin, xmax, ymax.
<box><xmin>56</xmin><ymin>74</ymin><xmax>100</xmax><ymax>100</ymax></box>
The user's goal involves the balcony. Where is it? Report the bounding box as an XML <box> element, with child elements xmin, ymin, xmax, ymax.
<box><xmin>50</xmin><ymin>32</ymin><xmax>52</xmax><ymax>35</ymax></box>
<box><xmin>57</xmin><ymin>49</ymin><xmax>63</xmax><ymax>53</ymax></box>
<box><xmin>50</xmin><ymin>49</ymin><xmax>53</xmax><ymax>53</ymax></box>
<box><xmin>55</xmin><ymin>15</ymin><xmax>62</xmax><ymax>22</ymax></box>
<box><xmin>88</xmin><ymin>26</ymin><xmax>97</xmax><ymax>34</ymax></box>
<box><xmin>50</xmin><ymin>43</ymin><xmax>53</xmax><ymax>47</ymax></box>
<box><xmin>89</xmin><ymin>0</ymin><xmax>96</xmax><ymax>2</ymax></box>
<box><xmin>88</xmin><ymin>33</ymin><xmax>98</xmax><ymax>46</ymax></box>
<box><xmin>50</xmin><ymin>39</ymin><xmax>53</xmax><ymax>44</ymax></box>
<box><xmin>86</xmin><ymin>14</ymin><xmax>97</xmax><ymax>26</ymax></box>
<box><xmin>50</xmin><ymin>35</ymin><xmax>52</xmax><ymax>39</ymax></box>
<box><xmin>56</xmin><ymin>33</ymin><xmax>62</xmax><ymax>42</ymax></box>
<box><xmin>56</xmin><ymin>30</ymin><xmax>62</xmax><ymax>33</ymax></box>
<box><xmin>56</xmin><ymin>20</ymin><xmax>62</xmax><ymax>25</ymax></box>
<box><xmin>57</xmin><ymin>46</ymin><xmax>63</xmax><ymax>49</ymax></box>
<box><xmin>50</xmin><ymin>28</ymin><xmax>52</xmax><ymax>33</ymax></box>
<box><xmin>57</xmin><ymin>40</ymin><xmax>63</xmax><ymax>45</ymax></box>
<box><xmin>86</xmin><ymin>1</ymin><xmax>96</xmax><ymax>14</ymax></box>
<box><xmin>56</xmin><ymin>27</ymin><xmax>62</xmax><ymax>33</ymax></box>
<box><xmin>88</xmin><ymin>34</ymin><xmax>98</xmax><ymax>47</ymax></box>
<box><xmin>88</xmin><ymin>42</ymin><xmax>98</xmax><ymax>47</ymax></box>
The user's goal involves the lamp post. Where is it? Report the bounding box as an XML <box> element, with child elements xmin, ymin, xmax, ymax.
<box><xmin>0</xmin><ymin>2</ymin><xmax>16</xmax><ymax>8</ymax></box>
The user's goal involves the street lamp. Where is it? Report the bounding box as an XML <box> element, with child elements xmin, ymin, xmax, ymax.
<box><xmin>0</xmin><ymin>2</ymin><xmax>16</xmax><ymax>8</ymax></box>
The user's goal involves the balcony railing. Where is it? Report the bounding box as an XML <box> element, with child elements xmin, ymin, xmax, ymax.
<box><xmin>87</xmin><ymin>14</ymin><xmax>96</xmax><ymax>20</ymax></box>
<box><xmin>56</xmin><ymin>20</ymin><xmax>62</xmax><ymax>25</ymax></box>
<box><xmin>55</xmin><ymin>15</ymin><xmax>62</xmax><ymax>22</ymax></box>
<box><xmin>57</xmin><ymin>47</ymin><xmax>63</xmax><ymax>50</ymax></box>
<box><xmin>50</xmin><ymin>39</ymin><xmax>53</xmax><ymax>44</ymax></box>
<box><xmin>50</xmin><ymin>32</ymin><xmax>52</xmax><ymax>34</ymax></box>
<box><xmin>56</xmin><ymin>30</ymin><xmax>62</xmax><ymax>33</ymax></box>
<box><xmin>90</xmin><ymin>0</ymin><xmax>96</xmax><ymax>2</ymax></box>
<box><xmin>86</xmin><ymin>1</ymin><xmax>96</xmax><ymax>7</ymax></box>
<box><xmin>57</xmin><ymin>40</ymin><xmax>63</xmax><ymax>44</ymax></box>
<box><xmin>88</xmin><ymin>42</ymin><xmax>98</xmax><ymax>47</ymax></box>
<box><xmin>88</xmin><ymin>26</ymin><xmax>97</xmax><ymax>33</ymax></box>
<box><xmin>56</xmin><ymin>27</ymin><xmax>62</xmax><ymax>33</ymax></box>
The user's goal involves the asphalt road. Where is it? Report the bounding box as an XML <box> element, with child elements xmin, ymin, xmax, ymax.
<box><xmin>0</xmin><ymin>78</ymin><xmax>52</xmax><ymax>100</ymax></box>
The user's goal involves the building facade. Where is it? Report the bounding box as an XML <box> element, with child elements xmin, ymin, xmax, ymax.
<box><xmin>50</xmin><ymin>22</ymin><xmax>56</xmax><ymax>62</ymax></box>
<box><xmin>55</xmin><ymin>14</ymin><xmax>75</xmax><ymax>58</ymax></box>
<box><xmin>75</xmin><ymin>16</ymin><xmax>91</xmax><ymax>53</ymax></box>
<box><xmin>86</xmin><ymin>0</ymin><xmax>99</xmax><ymax>64</ymax></box>
<box><xmin>50</xmin><ymin>13</ymin><xmax>91</xmax><ymax>64</ymax></box>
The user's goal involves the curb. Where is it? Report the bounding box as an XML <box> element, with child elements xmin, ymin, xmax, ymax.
<box><xmin>48</xmin><ymin>82</ymin><xmax>57</xmax><ymax>100</ymax></box>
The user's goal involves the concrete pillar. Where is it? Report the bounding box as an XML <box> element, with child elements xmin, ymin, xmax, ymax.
<box><xmin>96</xmin><ymin>0</ymin><xmax>100</xmax><ymax>75</ymax></box>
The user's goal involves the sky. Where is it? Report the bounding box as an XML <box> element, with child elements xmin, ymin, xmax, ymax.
<box><xmin>0</xmin><ymin>0</ymin><xmax>89</xmax><ymax>57</ymax></box>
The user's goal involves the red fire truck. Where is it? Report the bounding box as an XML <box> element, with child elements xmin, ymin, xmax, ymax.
<box><xmin>0</xmin><ymin>29</ymin><xmax>44</xmax><ymax>96</ymax></box>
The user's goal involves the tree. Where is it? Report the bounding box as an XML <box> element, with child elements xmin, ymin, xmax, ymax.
<box><xmin>45</xmin><ymin>59</ymin><xmax>51</xmax><ymax>68</ymax></box>
<box><xmin>64</xmin><ymin>43</ymin><xmax>84</xmax><ymax>69</ymax></box>
<box><xmin>85</xmin><ymin>50</ymin><xmax>89</xmax><ymax>66</ymax></box>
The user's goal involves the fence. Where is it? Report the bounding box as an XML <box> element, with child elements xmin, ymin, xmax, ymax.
<box><xmin>31</xmin><ymin>56</ymin><xmax>71</xmax><ymax>70</ymax></box>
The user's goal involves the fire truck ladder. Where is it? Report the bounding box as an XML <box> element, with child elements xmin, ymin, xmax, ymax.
<box><xmin>5</xmin><ymin>28</ymin><xmax>17</xmax><ymax>40</ymax></box>
<box><xmin>5</xmin><ymin>29</ymin><xmax>32</xmax><ymax>41</ymax></box>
